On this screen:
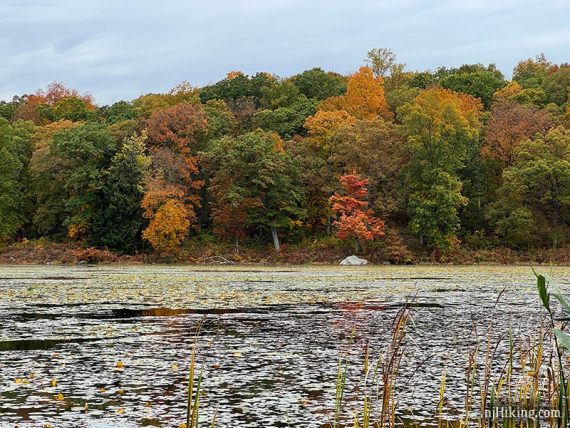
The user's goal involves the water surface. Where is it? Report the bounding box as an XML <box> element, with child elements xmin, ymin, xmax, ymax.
<box><xmin>0</xmin><ymin>264</ymin><xmax>567</xmax><ymax>427</ymax></box>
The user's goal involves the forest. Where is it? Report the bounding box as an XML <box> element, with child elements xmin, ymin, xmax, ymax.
<box><xmin>0</xmin><ymin>50</ymin><xmax>569</xmax><ymax>262</ymax></box>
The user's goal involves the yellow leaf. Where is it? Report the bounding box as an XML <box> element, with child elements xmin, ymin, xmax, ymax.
<box><xmin>54</xmin><ymin>393</ymin><xmax>64</xmax><ymax>401</ymax></box>
<box><xmin>116</xmin><ymin>408</ymin><xmax>125</xmax><ymax>415</ymax></box>
<box><xmin>115</xmin><ymin>361</ymin><xmax>124</xmax><ymax>369</ymax></box>
<box><xmin>50</xmin><ymin>378</ymin><xmax>57</xmax><ymax>387</ymax></box>
<box><xmin>233</xmin><ymin>352</ymin><xmax>242</xmax><ymax>358</ymax></box>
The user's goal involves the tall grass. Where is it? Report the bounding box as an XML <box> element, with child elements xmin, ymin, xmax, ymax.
<box><xmin>185</xmin><ymin>324</ymin><xmax>203</xmax><ymax>428</ymax></box>
<box><xmin>330</xmin><ymin>271</ymin><xmax>570</xmax><ymax>428</ymax></box>
<box><xmin>332</xmin><ymin>305</ymin><xmax>409</xmax><ymax>428</ymax></box>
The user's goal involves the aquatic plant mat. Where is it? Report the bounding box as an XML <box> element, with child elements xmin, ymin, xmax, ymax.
<box><xmin>0</xmin><ymin>265</ymin><xmax>569</xmax><ymax>427</ymax></box>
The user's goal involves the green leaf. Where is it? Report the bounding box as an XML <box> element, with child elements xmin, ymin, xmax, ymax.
<box><xmin>553</xmin><ymin>328</ymin><xmax>570</xmax><ymax>351</ymax></box>
<box><xmin>533</xmin><ymin>269</ymin><xmax>550</xmax><ymax>313</ymax></box>
<box><xmin>552</xmin><ymin>291</ymin><xmax>570</xmax><ymax>315</ymax></box>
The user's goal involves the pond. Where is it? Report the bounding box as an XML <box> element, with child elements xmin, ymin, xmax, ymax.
<box><xmin>0</xmin><ymin>264</ymin><xmax>568</xmax><ymax>427</ymax></box>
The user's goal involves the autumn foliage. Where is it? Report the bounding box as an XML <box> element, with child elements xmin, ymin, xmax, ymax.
<box><xmin>482</xmin><ymin>100</ymin><xmax>553</xmax><ymax>165</ymax></box>
<box><xmin>141</xmin><ymin>103</ymin><xmax>208</xmax><ymax>255</ymax></box>
<box><xmin>1</xmin><ymin>51</ymin><xmax>569</xmax><ymax>258</ymax></box>
<box><xmin>320</xmin><ymin>66</ymin><xmax>392</xmax><ymax>120</ymax></box>
<box><xmin>330</xmin><ymin>173</ymin><xmax>385</xmax><ymax>250</ymax></box>
<box><xmin>142</xmin><ymin>198</ymin><xmax>190</xmax><ymax>256</ymax></box>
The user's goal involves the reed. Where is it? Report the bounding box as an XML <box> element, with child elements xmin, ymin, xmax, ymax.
<box><xmin>184</xmin><ymin>322</ymin><xmax>204</xmax><ymax>428</ymax></box>
<box><xmin>330</xmin><ymin>271</ymin><xmax>570</xmax><ymax>428</ymax></box>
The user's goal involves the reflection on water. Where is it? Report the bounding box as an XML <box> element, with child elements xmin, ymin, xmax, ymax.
<box><xmin>0</xmin><ymin>337</ymin><xmax>102</xmax><ymax>351</ymax></box>
<box><xmin>0</xmin><ymin>265</ymin><xmax>567</xmax><ymax>427</ymax></box>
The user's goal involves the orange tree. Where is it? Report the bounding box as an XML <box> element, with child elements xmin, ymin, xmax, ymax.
<box><xmin>330</xmin><ymin>173</ymin><xmax>385</xmax><ymax>253</ymax></box>
<box><xmin>319</xmin><ymin>66</ymin><xmax>392</xmax><ymax>120</ymax></box>
<box><xmin>141</xmin><ymin>102</ymin><xmax>208</xmax><ymax>255</ymax></box>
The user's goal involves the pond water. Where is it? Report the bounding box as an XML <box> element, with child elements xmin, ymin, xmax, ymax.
<box><xmin>0</xmin><ymin>264</ymin><xmax>568</xmax><ymax>427</ymax></box>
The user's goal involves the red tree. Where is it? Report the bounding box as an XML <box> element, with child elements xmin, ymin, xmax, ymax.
<box><xmin>330</xmin><ymin>173</ymin><xmax>385</xmax><ymax>252</ymax></box>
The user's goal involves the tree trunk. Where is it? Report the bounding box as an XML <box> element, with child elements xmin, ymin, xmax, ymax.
<box><xmin>419</xmin><ymin>230</ymin><xmax>424</xmax><ymax>246</ymax></box>
<box><xmin>271</xmin><ymin>227</ymin><xmax>280</xmax><ymax>252</ymax></box>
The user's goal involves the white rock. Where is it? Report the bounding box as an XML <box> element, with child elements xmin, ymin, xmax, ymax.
<box><xmin>339</xmin><ymin>255</ymin><xmax>369</xmax><ymax>266</ymax></box>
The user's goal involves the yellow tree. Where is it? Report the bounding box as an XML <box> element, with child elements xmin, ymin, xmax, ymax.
<box><xmin>141</xmin><ymin>179</ymin><xmax>196</xmax><ymax>256</ymax></box>
<box><xmin>319</xmin><ymin>66</ymin><xmax>392</xmax><ymax>120</ymax></box>
<box><xmin>303</xmin><ymin>110</ymin><xmax>357</xmax><ymax>153</ymax></box>
<box><xmin>399</xmin><ymin>87</ymin><xmax>482</xmax><ymax>250</ymax></box>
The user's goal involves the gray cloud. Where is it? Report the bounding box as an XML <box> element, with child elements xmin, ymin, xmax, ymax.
<box><xmin>0</xmin><ymin>0</ymin><xmax>568</xmax><ymax>104</ymax></box>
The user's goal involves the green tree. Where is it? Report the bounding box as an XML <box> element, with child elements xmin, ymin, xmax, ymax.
<box><xmin>0</xmin><ymin>119</ymin><xmax>35</xmax><ymax>240</ymax></box>
<box><xmin>253</xmin><ymin>99</ymin><xmax>317</xmax><ymax>139</ymax></box>
<box><xmin>99</xmin><ymin>101</ymin><xmax>137</xmax><ymax>124</ymax></box>
<box><xmin>203</xmin><ymin>100</ymin><xmax>236</xmax><ymax>141</ymax></box>
<box><xmin>53</xmin><ymin>97</ymin><xmax>95</xmax><ymax>121</ymax></box>
<box><xmin>91</xmin><ymin>133</ymin><xmax>151</xmax><ymax>252</ymax></box>
<box><xmin>199</xmin><ymin>72</ymin><xmax>274</xmax><ymax>105</ymax></box>
<box><xmin>0</xmin><ymin>119</ymin><xmax>23</xmax><ymax>239</ymax></box>
<box><xmin>407</xmin><ymin>169</ymin><xmax>467</xmax><ymax>250</ymax></box>
<box><xmin>51</xmin><ymin>122</ymin><xmax>118</xmax><ymax>240</ymax></box>
<box><xmin>29</xmin><ymin>120</ymin><xmax>77</xmax><ymax>236</ymax></box>
<box><xmin>259</xmin><ymin>80</ymin><xmax>305</xmax><ymax>109</ymax></box>
<box><xmin>399</xmin><ymin>87</ymin><xmax>482</xmax><ymax>250</ymax></box>
<box><xmin>542</xmin><ymin>65</ymin><xmax>570</xmax><ymax>106</ymax></box>
<box><xmin>0</xmin><ymin>96</ymin><xmax>25</xmax><ymax>121</ymax></box>
<box><xmin>290</xmin><ymin>68</ymin><xmax>346</xmax><ymax>101</ymax></box>
<box><xmin>207</xmin><ymin>130</ymin><xmax>305</xmax><ymax>250</ymax></box>
<box><xmin>439</xmin><ymin>65</ymin><xmax>507</xmax><ymax>109</ymax></box>
<box><xmin>513</xmin><ymin>53</ymin><xmax>552</xmax><ymax>89</ymax></box>
<box><xmin>488</xmin><ymin>126</ymin><xmax>570</xmax><ymax>248</ymax></box>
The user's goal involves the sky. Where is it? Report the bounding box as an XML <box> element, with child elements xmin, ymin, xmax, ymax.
<box><xmin>1</xmin><ymin>0</ymin><xmax>569</xmax><ymax>105</ymax></box>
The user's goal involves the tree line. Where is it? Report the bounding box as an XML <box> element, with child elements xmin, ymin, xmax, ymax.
<box><xmin>0</xmin><ymin>50</ymin><xmax>569</xmax><ymax>258</ymax></box>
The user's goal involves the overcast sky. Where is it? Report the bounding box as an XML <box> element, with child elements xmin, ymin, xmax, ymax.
<box><xmin>1</xmin><ymin>0</ymin><xmax>569</xmax><ymax>105</ymax></box>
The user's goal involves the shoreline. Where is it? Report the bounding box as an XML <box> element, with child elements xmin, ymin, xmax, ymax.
<box><xmin>1</xmin><ymin>241</ymin><xmax>569</xmax><ymax>267</ymax></box>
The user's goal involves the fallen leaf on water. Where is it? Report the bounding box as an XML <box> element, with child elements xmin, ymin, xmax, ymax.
<box><xmin>116</xmin><ymin>408</ymin><xmax>125</xmax><ymax>415</ymax></box>
<box><xmin>50</xmin><ymin>378</ymin><xmax>57</xmax><ymax>387</ymax></box>
<box><xmin>98</xmin><ymin>387</ymin><xmax>106</xmax><ymax>393</ymax></box>
<box><xmin>54</xmin><ymin>393</ymin><xmax>64</xmax><ymax>401</ymax></box>
<box><xmin>115</xmin><ymin>361</ymin><xmax>124</xmax><ymax>369</ymax></box>
<box><xmin>233</xmin><ymin>352</ymin><xmax>242</xmax><ymax>358</ymax></box>
<box><xmin>116</xmin><ymin>389</ymin><xmax>124</xmax><ymax>395</ymax></box>
<box><xmin>172</xmin><ymin>364</ymin><xmax>179</xmax><ymax>372</ymax></box>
